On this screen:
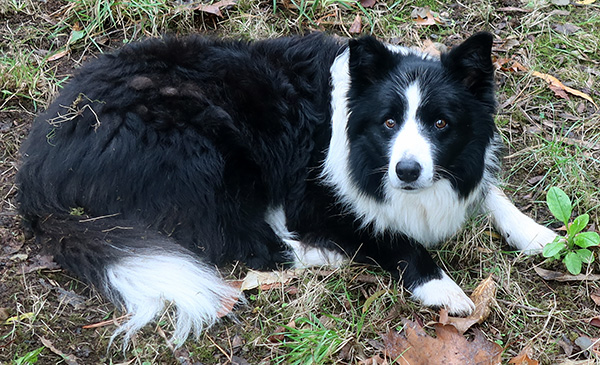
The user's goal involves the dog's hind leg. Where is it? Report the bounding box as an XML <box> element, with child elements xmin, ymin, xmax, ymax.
<box><xmin>265</xmin><ymin>206</ymin><xmax>348</xmax><ymax>268</ymax></box>
<box><xmin>484</xmin><ymin>185</ymin><xmax>558</xmax><ymax>253</ymax></box>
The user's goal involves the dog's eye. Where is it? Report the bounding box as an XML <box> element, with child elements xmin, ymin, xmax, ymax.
<box><xmin>435</xmin><ymin>119</ymin><xmax>448</xmax><ymax>129</ymax></box>
<box><xmin>384</xmin><ymin>119</ymin><xmax>396</xmax><ymax>129</ymax></box>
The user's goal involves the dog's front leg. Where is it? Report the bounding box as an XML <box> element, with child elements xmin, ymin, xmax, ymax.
<box><xmin>485</xmin><ymin>185</ymin><xmax>558</xmax><ymax>253</ymax></box>
<box><xmin>362</xmin><ymin>238</ymin><xmax>475</xmax><ymax>316</ymax></box>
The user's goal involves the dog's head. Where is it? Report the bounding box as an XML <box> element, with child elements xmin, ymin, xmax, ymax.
<box><xmin>343</xmin><ymin>33</ymin><xmax>497</xmax><ymax>200</ymax></box>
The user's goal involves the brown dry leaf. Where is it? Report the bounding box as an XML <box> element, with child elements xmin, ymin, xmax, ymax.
<box><xmin>21</xmin><ymin>254</ymin><xmax>60</xmax><ymax>274</ymax></box>
<box><xmin>421</xmin><ymin>39</ymin><xmax>447</xmax><ymax>57</ymax></box>
<box><xmin>268</xmin><ymin>320</ymin><xmax>295</xmax><ymax>342</ymax></box>
<box><xmin>442</xmin><ymin>275</ymin><xmax>496</xmax><ymax>334</ymax></box>
<box><xmin>534</xmin><ymin>267</ymin><xmax>600</xmax><ymax>281</ymax></box>
<box><xmin>48</xmin><ymin>48</ymin><xmax>70</xmax><ymax>62</ymax></box>
<box><xmin>532</xmin><ymin>71</ymin><xmax>598</xmax><ymax>109</ymax></box>
<box><xmin>194</xmin><ymin>0</ymin><xmax>237</xmax><ymax>17</ymax></box>
<box><xmin>0</xmin><ymin>308</ymin><xmax>9</xmax><ymax>322</ymax></box>
<box><xmin>359</xmin><ymin>0</ymin><xmax>377</xmax><ymax>8</ymax></box>
<box><xmin>589</xmin><ymin>316</ymin><xmax>600</xmax><ymax>328</ymax></box>
<box><xmin>410</xmin><ymin>7</ymin><xmax>449</xmax><ymax>26</ymax></box>
<box><xmin>591</xmin><ymin>291</ymin><xmax>600</xmax><ymax>306</ymax></box>
<box><xmin>508</xmin><ymin>345</ymin><xmax>539</xmax><ymax>365</ymax></box>
<box><xmin>349</xmin><ymin>14</ymin><xmax>362</xmax><ymax>34</ymax></box>
<box><xmin>239</xmin><ymin>269</ymin><xmax>296</xmax><ymax>291</ymax></box>
<box><xmin>40</xmin><ymin>337</ymin><xmax>80</xmax><ymax>365</ymax></box>
<box><xmin>494</xmin><ymin>56</ymin><xmax>528</xmax><ymax>72</ymax></box>
<box><xmin>216</xmin><ymin>290</ymin><xmax>240</xmax><ymax>318</ymax></box>
<box><xmin>557</xmin><ymin>335</ymin><xmax>574</xmax><ymax>356</ymax></box>
<box><xmin>382</xmin><ymin>320</ymin><xmax>502</xmax><ymax>364</ymax></box>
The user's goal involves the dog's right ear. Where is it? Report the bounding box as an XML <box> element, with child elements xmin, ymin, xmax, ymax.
<box><xmin>348</xmin><ymin>36</ymin><xmax>396</xmax><ymax>89</ymax></box>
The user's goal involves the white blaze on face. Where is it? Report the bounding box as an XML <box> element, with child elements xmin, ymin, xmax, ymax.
<box><xmin>387</xmin><ymin>82</ymin><xmax>435</xmax><ymax>190</ymax></box>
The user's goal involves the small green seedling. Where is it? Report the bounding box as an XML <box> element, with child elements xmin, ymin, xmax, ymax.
<box><xmin>542</xmin><ymin>187</ymin><xmax>600</xmax><ymax>275</ymax></box>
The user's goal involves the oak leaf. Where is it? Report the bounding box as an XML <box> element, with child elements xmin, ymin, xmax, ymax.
<box><xmin>508</xmin><ymin>345</ymin><xmax>539</xmax><ymax>365</ymax></box>
<box><xmin>439</xmin><ymin>275</ymin><xmax>496</xmax><ymax>334</ymax></box>
<box><xmin>382</xmin><ymin>320</ymin><xmax>502</xmax><ymax>364</ymax></box>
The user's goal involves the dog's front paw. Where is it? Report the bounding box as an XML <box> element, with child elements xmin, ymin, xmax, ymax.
<box><xmin>411</xmin><ymin>272</ymin><xmax>475</xmax><ymax>316</ymax></box>
<box><xmin>506</xmin><ymin>222</ymin><xmax>558</xmax><ymax>254</ymax></box>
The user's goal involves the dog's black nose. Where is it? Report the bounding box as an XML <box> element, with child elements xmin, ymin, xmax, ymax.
<box><xmin>396</xmin><ymin>160</ymin><xmax>421</xmax><ymax>183</ymax></box>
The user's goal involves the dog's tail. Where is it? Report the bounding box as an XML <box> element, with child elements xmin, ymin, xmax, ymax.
<box><xmin>33</xmin><ymin>214</ymin><xmax>240</xmax><ymax>347</ymax></box>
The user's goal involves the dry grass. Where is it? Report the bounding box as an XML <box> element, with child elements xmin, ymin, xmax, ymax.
<box><xmin>1</xmin><ymin>0</ymin><xmax>599</xmax><ymax>364</ymax></box>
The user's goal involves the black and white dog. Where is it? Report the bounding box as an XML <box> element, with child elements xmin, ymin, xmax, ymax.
<box><xmin>16</xmin><ymin>32</ymin><xmax>556</xmax><ymax>345</ymax></box>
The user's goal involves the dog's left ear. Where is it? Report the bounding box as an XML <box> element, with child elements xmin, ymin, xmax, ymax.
<box><xmin>442</xmin><ymin>32</ymin><xmax>495</xmax><ymax>102</ymax></box>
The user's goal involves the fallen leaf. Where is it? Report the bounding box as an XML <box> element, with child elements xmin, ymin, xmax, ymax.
<box><xmin>55</xmin><ymin>287</ymin><xmax>86</xmax><ymax>310</ymax></box>
<box><xmin>410</xmin><ymin>7</ymin><xmax>450</xmax><ymax>26</ymax></box>
<box><xmin>550</xmin><ymin>0</ymin><xmax>570</xmax><ymax>5</ymax></box>
<box><xmin>4</xmin><ymin>312</ymin><xmax>35</xmax><ymax>324</ymax></box>
<box><xmin>532</xmin><ymin>71</ymin><xmax>598</xmax><ymax>109</ymax></box>
<box><xmin>239</xmin><ymin>270</ymin><xmax>296</xmax><ymax>291</ymax></box>
<box><xmin>268</xmin><ymin>320</ymin><xmax>295</xmax><ymax>342</ymax></box>
<box><xmin>493</xmin><ymin>56</ymin><xmax>528</xmax><ymax>73</ymax></box>
<box><xmin>21</xmin><ymin>254</ymin><xmax>60</xmax><ymax>274</ymax></box>
<box><xmin>591</xmin><ymin>291</ymin><xmax>600</xmax><ymax>305</ymax></box>
<box><xmin>421</xmin><ymin>39</ymin><xmax>447</xmax><ymax>57</ymax></box>
<box><xmin>216</xmin><ymin>290</ymin><xmax>240</xmax><ymax>318</ymax></box>
<box><xmin>0</xmin><ymin>308</ymin><xmax>9</xmax><ymax>322</ymax></box>
<box><xmin>41</xmin><ymin>337</ymin><xmax>80</xmax><ymax>365</ymax></box>
<box><xmin>589</xmin><ymin>316</ymin><xmax>600</xmax><ymax>328</ymax></box>
<box><xmin>363</xmin><ymin>289</ymin><xmax>388</xmax><ymax>314</ymax></box>
<box><xmin>349</xmin><ymin>14</ymin><xmax>362</xmax><ymax>34</ymax></box>
<box><xmin>557</xmin><ymin>334</ymin><xmax>574</xmax><ymax>356</ymax></box>
<box><xmin>575</xmin><ymin>0</ymin><xmax>596</xmax><ymax>4</ymax></box>
<box><xmin>508</xmin><ymin>344</ymin><xmax>539</xmax><ymax>365</ymax></box>
<box><xmin>500</xmin><ymin>38</ymin><xmax>521</xmax><ymax>52</ymax></box>
<box><xmin>194</xmin><ymin>0</ymin><xmax>237</xmax><ymax>17</ymax></box>
<box><xmin>527</xmin><ymin>175</ymin><xmax>544</xmax><ymax>185</ymax></box>
<box><xmin>553</xmin><ymin>23</ymin><xmax>582</xmax><ymax>35</ymax></box>
<box><xmin>534</xmin><ymin>267</ymin><xmax>600</xmax><ymax>281</ymax></box>
<box><xmin>382</xmin><ymin>320</ymin><xmax>502</xmax><ymax>364</ymax></box>
<box><xmin>441</xmin><ymin>275</ymin><xmax>496</xmax><ymax>334</ymax></box>
<box><xmin>359</xmin><ymin>0</ymin><xmax>377</xmax><ymax>8</ymax></box>
<box><xmin>48</xmin><ymin>48</ymin><xmax>70</xmax><ymax>61</ymax></box>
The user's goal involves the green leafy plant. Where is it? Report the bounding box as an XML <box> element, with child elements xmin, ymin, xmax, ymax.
<box><xmin>542</xmin><ymin>187</ymin><xmax>600</xmax><ymax>275</ymax></box>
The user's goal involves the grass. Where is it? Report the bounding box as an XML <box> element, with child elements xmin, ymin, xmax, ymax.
<box><xmin>1</xmin><ymin>0</ymin><xmax>599</xmax><ymax>364</ymax></box>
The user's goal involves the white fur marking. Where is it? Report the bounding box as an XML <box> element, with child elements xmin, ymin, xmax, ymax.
<box><xmin>411</xmin><ymin>271</ymin><xmax>475</xmax><ymax>316</ymax></box>
<box><xmin>265</xmin><ymin>207</ymin><xmax>347</xmax><ymax>268</ymax></box>
<box><xmin>323</xmin><ymin>52</ymin><xmax>482</xmax><ymax>245</ymax></box>
<box><xmin>387</xmin><ymin>82</ymin><xmax>435</xmax><ymax>190</ymax></box>
<box><xmin>105</xmin><ymin>253</ymin><xmax>239</xmax><ymax>348</ymax></box>
<box><xmin>485</xmin><ymin>186</ymin><xmax>557</xmax><ymax>253</ymax></box>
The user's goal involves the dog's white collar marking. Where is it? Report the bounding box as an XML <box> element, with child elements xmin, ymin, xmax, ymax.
<box><xmin>322</xmin><ymin>47</ymin><xmax>484</xmax><ymax>246</ymax></box>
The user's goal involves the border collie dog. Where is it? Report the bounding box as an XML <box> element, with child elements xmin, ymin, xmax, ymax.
<box><xmin>16</xmin><ymin>32</ymin><xmax>556</xmax><ymax>346</ymax></box>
